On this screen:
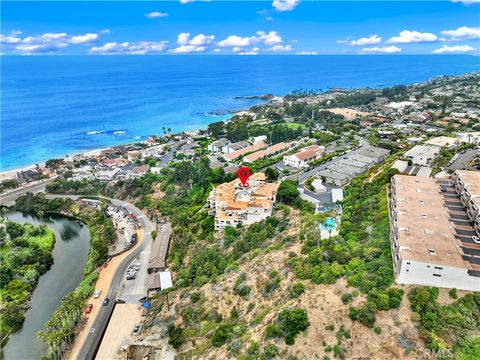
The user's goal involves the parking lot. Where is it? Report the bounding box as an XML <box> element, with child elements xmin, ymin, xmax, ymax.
<box><xmin>118</xmin><ymin>241</ymin><xmax>151</xmax><ymax>304</ymax></box>
<box><xmin>107</xmin><ymin>206</ymin><xmax>140</xmax><ymax>255</ymax></box>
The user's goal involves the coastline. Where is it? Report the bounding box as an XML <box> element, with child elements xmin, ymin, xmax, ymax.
<box><xmin>0</xmin><ymin>104</ymin><xmax>257</xmax><ymax>177</ymax></box>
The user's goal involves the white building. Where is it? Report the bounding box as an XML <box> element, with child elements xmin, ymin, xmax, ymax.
<box><xmin>403</xmin><ymin>145</ymin><xmax>441</xmax><ymax>166</ymax></box>
<box><xmin>283</xmin><ymin>145</ymin><xmax>325</xmax><ymax>168</ymax></box>
<box><xmin>250</xmin><ymin>135</ymin><xmax>267</xmax><ymax>144</ymax></box>
<box><xmin>222</xmin><ymin>141</ymin><xmax>250</xmax><ymax>154</ymax></box>
<box><xmin>455</xmin><ymin>132</ymin><xmax>480</xmax><ymax>145</ymax></box>
<box><xmin>208</xmin><ymin>138</ymin><xmax>231</xmax><ymax>153</ymax></box>
<box><xmin>389</xmin><ymin>175</ymin><xmax>479</xmax><ymax>291</ymax></box>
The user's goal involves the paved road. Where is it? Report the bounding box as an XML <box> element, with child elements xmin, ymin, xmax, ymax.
<box><xmin>0</xmin><ymin>178</ymin><xmax>55</xmax><ymax>207</ymax></box>
<box><xmin>44</xmin><ymin>195</ymin><xmax>154</xmax><ymax>360</ymax></box>
<box><xmin>158</xmin><ymin>144</ymin><xmax>179</xmax><ymax>168</ymax></box>
<box><xmin>285</xmin><ymin>137</ymin><xmax>369</xmax><ymax>184</ymax></box>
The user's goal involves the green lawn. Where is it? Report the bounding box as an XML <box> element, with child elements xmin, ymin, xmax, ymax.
<box><xmin>286</xmin><ymin>122</ymin><xmax>305</xmax><ymax>130</ymax></box>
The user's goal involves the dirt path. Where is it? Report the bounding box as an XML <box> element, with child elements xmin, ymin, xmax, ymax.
<box><xmin>68</xmin><ymin>229</ymin><xmax>144</xmax><ymax>360</ymax></box>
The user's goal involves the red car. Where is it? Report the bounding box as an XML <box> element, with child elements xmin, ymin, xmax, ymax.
<box><xmin>103</xmin><ymin>262</ymin><xmax>108</xmax><ymax>268</ymax></box>
<box><xmin>85</xmin><ymin>304</ymin><xmax>93</xmax><ymax>314</ymax></box>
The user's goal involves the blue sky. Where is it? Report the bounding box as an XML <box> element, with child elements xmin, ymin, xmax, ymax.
<box><xmin>1</xmin><ymin>1</ymin><xmax>479</xmax><ymax>55</ymax></box>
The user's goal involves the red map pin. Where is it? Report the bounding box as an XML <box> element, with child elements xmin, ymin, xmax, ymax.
<box><xmin>237</xmin><ymin>167</ymin><xmax>251</xmax><ymax>186</ymax></box>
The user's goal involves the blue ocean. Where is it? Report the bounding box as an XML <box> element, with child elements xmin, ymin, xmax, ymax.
<box><xmin>1</xmin><ymin>55</ymin><xmax>479</xmax><ymax>171</ymax></box>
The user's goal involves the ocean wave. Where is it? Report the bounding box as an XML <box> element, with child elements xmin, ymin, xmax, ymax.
<box><xmin>113</xmin><ymin>131</ymin><xmax>126</xmax><ymax>135</ymax></box>
<box><xmin>85</xmin><ymin>130</ymin><xmax>105</xmax><ymax>135</ymax></box>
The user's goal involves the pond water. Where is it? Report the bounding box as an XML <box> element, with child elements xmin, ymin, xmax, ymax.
<box><xmin>1</xmin><ymin>210</ymin><xmax>90</xmax><ymax>360</ymax></box>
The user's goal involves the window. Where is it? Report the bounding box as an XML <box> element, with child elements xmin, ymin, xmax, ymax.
<box><xmin>428</xmin><ymin>249</ymin><xmax>437</xmax><ymax>256</ymax></box>
<box><xmin>434</xmin><ymin>266</ymin><xmax>443</xmax><ymax>270</ymax></box>
<box><xmin>433</xmin><ymin>274</ymin><xmax>441</xmax><ymax>277</ymax></box>
<box><xmin>406</xmin><ymin>262</ymin><xmax>411</xmax><ymax>265</ymax></box>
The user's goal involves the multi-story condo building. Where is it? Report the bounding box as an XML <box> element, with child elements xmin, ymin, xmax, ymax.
<box><xmin>452</xmin><ymin>170</ymin><xmax>480</xmax><ymax>236</ymax></box>
<box><xmin>389</xmin><ymin>174</ymin><xmax>479</xmax><ymax>291</ymax></box>
<box><xmin>283</xmin><ymin>145</ymin><xmax>325</xmax><ymax>168</ymax></box>
<box><xmin>205</xmin><ymin>172</ymin><xmax>278</xmax><ymax>231</ymax></box>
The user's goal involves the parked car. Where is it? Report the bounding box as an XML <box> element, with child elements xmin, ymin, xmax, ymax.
<box><xmin>473</xmin><ymin>236</ymin><xmax>480</xmax><ymax>245</ymax></box>
<box><xmin>103</xmin><ymin>262</ymin><xmax>108</xmax><ymax>268</ymax></box>
<box><xmin>94</xmin><ymin>289</ymin><xmax>102</xmax><ymax>298</ymax></box>
<box><xmin>85</xmin><ymin>304</ymin><xmax>93</xmax><ymax>313</ymax></box>
<box><xmin>103</xmin><ymin>298</ymin><xmax>110</xmax><ymax>306</ymax></box>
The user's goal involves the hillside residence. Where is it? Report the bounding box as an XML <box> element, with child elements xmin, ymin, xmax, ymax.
<box><xmin>222</xmin><ymin>141</ymin><xmax>250</xmax><ymax>154</ymax></box>
<box><xmin>327</xmin><ymin>108</ymin><xmax>370</xmax><ymax>120</ymax></box>
<box><xmin>251</xmin><ymin>135</ymin><xmax>267</xmax><ymax>144</ymax></box>
<box><xmin>389</xmin><ymin>175</ymin><xmax>479</xmax><ymax>291</ymax></box>
<box><xmin>205</xmin><ymin>172</ymin><xmax>278</xmax><ymax>230</ymax></box>
<box><xmin>283</xmin><ymin>145</ymin><xmax>325</xmax><ymax>168</ymax></box>
<box><xmin>223</xmin><ymin>142</ymin><xmax>267</xmax><ymax>162</ymax></box>
<box><xmin>208</xmin><ymin>138</ymin><xmax>231</xmax><ymax>153</ymax></box>
<box><xmin>403</xmin><ymin>144</ymin><xmax>441</xmax><ymax>166</ymax></box>
<box><xmin>243</xmin><ymin>142</ymin><xmax>292</xmax><ymax>163</ymax></box>
<box><xmin>424</xmin><ymin>136</ymin><xmax>459</xmax><ymax>148</ymax></box>
<box><xmin>455</xmin><ymin>132</ymin><xmax>480</xmax><ymax>145</ymax></box>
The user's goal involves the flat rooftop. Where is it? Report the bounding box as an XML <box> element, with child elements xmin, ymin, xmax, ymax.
<box><xmin>392</xmin><ymin>175</ymin><xmax>469</xmax><ymax>268</ymax></box>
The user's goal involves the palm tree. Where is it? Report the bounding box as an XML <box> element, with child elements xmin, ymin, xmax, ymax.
<box><xmin>167</xmin><ymin>127</ymin><xmax>171</xmax><ymax>134</ymax></box>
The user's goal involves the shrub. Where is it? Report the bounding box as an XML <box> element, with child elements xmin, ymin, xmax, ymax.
<box><xmin>265</xmin><ymin>308</ymin><xmax>310</xmax><ymax>345</ymax></box>
<box><xmin>349</xmin><ymin>302</ymin><xmax>377</xmax><ymax>328</ymax></box>
<box><xmin>167</xmin><ymin>325</ymin><xmax>185</xmax><ymax>349</ymax></box>
<box><xmin>190</xmin><ymin>292</ymin><xmax>201</xmax><ymax>303</ymax></box>
<box><xmin>289</xmin><ymin>282</ymin><xmax>305</xmax><ymax>298</ymax></box>
<box><xmin>212</xmin><ymin>323</ymin><xmax>234</xmax><ymax>347</ymax></box>
<box><xmin>263</xmin><ymin>344</ymin><xmax>279</xmax><ymax>359</ymax></box>
<box><xmin>341</xmin><ymin>293</ymin><xmax>353</xmax><ymax>305</ymax></box>
<box><xmin>448</xmin><ymin>288</ymin><xmax>457</xmax><ymax>299</ymax></box>
<box><xmin>373</xmin><ymin>327</ymin><xmax>382</xmax><ymax>335</ymax></box>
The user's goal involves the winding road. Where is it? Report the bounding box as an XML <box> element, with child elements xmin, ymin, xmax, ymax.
<box><xmin>2</xmin><ymin>188</ymin><xmax>155</xmax><ymax>360</ymax></box>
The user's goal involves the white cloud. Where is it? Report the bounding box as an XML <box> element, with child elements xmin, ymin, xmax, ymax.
<box><xmin>219</xmin><ymin>30</ymin><xmax>285</xmax><ymax>48</ymax></box>
<box><xmin>350</xmin><ymin>34</ymin><xmax>381</xmax><ymax>46</ymax></box>
<box><xmin>145</xmin><ymin>12</ymin><xmax>168</xmax><ymax>18</ymax></box>
<box><xmin>336</xmin><ymin>40</ymin><xmax>348</xmax><ymax>44</ymax></box>
<box><xmin>100</xmin><ymin>29</ymin><xmax>111</xmax><ymax>34</ymax></box>
<box><xmin>69</xmin><ymin>33</ymin><xmax>100</xmax><ymax>44</ymax></box>
<box><xmin>238</xmin><ymin>47</ymin><xmax>260</xmax><ymax>55</ymax></box>
<box><xmin>433</xmin><ymin>44</ymin><xmax>476</xmax><ymax>53</ymax></box>
<box><xmin>175</xmin><ymin>32</ymin><xmax>215</xmax><ymax>53</ymax></box>
<box><xmin>451</xmin><ymin>0</ymin><xmax>480</xmax><ymax>4</ymax></box>
<box><xmin>441</xmin><ymin>26</ymin><xmax>480</xmax><ymax>40</ymax></box>
<box><xmin>232</xmin><ymin>47</ymin><xmax>243</xmax><ymax>53</ymax></box>
<box><xmin>388</xmin><ymin>30</ymin><xmax>437</xmax><ymax>43</ymax></box>
<box><xmin>177</xmin><ymin>33</ymin><xmax>191</xmax><ymax>45</ymax></box>
<box><xmin>89</xmin><ymin>41</ymin><xmax>168</xmax><ymax>55</ymax></box>
<box><xmin>257</xmin><ymin>31</ymin><xmax>283</xmax><ymax>45</ymax></box>
<box><xmin>1</xmin><ymin>30</ymin><xmax>107</xmax><ymax>54</ymax></box>
<box><xmin>360</xmin><ymin>46</ymin><xmax>402</xmax><ymax>54</ymax></box>
<box><xmin>190</xmin><ymin>34</ymin><xmax>215</xmax><ymax>45</ymax></box>
<box><xmin>218</xmin><ymin>35</ymin><xmax>257</xmax><ymax>47</ymax></box>
<box><xmin>169</xmin><ymin>45</ymin><xmax>207</xmax><ymax>54</ymax></box>
<box><xmin>296</xmin><ymin>50</ymin><xmax>317</xmax><ymax>55</ymax></box>
<box><xmin>179</xmin><ymin>0</ymin><xmax>211</xmax><ymax>3</ymax></box>
<box><xmin>0</xmin><ymin>31</ymin><xmax>22</xmax><ymax>44</ymax></box>
<box><xmin>266</xmin><ymin>16</ymin><xmax>274</xmax><ymax>21</ymax></box>
<box><xmin>272</xmin><ymin>0</ymin><xmax>300</xmax><ymax>12</ymax></box>
<box><xmin>213</xmin><ymin>48</ymin><xmax>221</xmax><ymax>53</ymax></box>
<box><xmin>269</xmin><ymin>44</ymin><xmax>293</xmax><ymax>52</ymax></box>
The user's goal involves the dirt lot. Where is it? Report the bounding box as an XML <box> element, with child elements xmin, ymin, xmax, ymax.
<box><xmin>96</xmin><ymin>303</ymin><xmax>143</xmax><ymax>360</ymax></box>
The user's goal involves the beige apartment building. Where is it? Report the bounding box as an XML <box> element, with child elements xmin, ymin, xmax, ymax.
<box><xmin>389</xmin><ymin>174</ymin><xmax>479</xmax><ymax>291</ymax></box>
<box><xmin>205</xmin><ymin>172</ymin><xmax>278</xmax><ymax>230</ymax></box>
